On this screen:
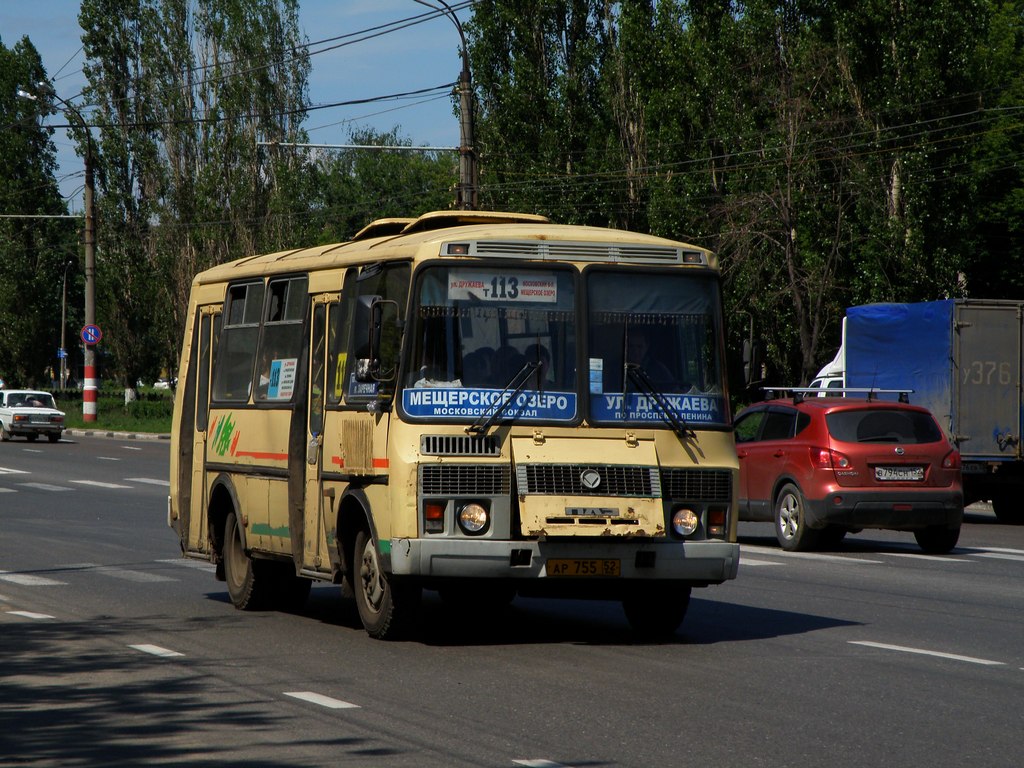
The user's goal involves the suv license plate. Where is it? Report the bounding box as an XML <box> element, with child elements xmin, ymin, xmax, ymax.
<box><xmin>875</xmin><ymin>466</ymin><xmax>924</xmax><ymax>481</ymax></box>
<box><xmin>547</xmin><ymin>559</ymin><xmax>621</xmax><ymax>577</ymax></box>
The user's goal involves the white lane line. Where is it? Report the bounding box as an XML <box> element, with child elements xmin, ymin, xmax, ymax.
<box><xmin>0</xmin><ymin>488</ymin><xmax>15</xmax><ymax>493</ymax></box>
<box><xmin>514</xmin><ymin>761</ymin><xmax>573</xmax><ymax>768</ymax></box>
<box><xmin>18</xmin><ymin>482</ymin><xmax>72</xmax><ymax>492</ymax></box>
<box><xmin>158</xmin><ymin>558</ymin><xmax>215</xmax><ymax>571</ymax></box>
<box><xmin>849</xmin><ymin>640</ymin><xmax>1005</xmax><ymax>666</ymax></box>
<box><xmin>876</xmin><ymin>552</ymin><xmax>968</xmax><ymax>562</ymax></box>
<box><xmin>976</xmin><ymin>552</ymin><xmax>1024</xmax><ymax>563</ymax></box>
<box><xmin>0</xmin><ymin>467</ymin><xmax>29</xmax><ymax>474</ymax></box>
<box><xmin>71</xmin><ymin>480</ymin><xmax>133</xmax><ymax>489</ymax></box>
<box><xmin>283</xmin><ymin>691</ymin><xmax>360</xmax><ymax>710</ymax></box>
<box><xmin>0</xmin><ymin>571</ymin><xmax>67</xmax><ymax>586</ymax></box>
<box><xmin>739</xmin><ymin>558</ymin><xmax>784</xmax><ymax>567</ymax></box>
<box><xmin>977</xmin><ymin>547</ymin><xmax>1024</xmax><ymax>555</ymax></box>
<box><xmin>130</xmin><ymin>644</ymin><xmax>184</xmax><ymax>658</ymax></box>
<box><xmin>126</xmin><ymin>477</ymin><xmax>170</xmax><ymax>487</ymax></box>
<box><xmin>741</xmin><ymin>545</ymin><xmax>883</xmax><ymax>564</ymax></box>
<box><xmin>6</xmin><ymin>611</ymin><xmax>56</xmax><ymax>620</ymax></box>
<box><xmin>60</xmin><ymin>562</ymin><xmax>177</xmax><ymax>583</ymax></box>
<box><xmin>98</xmin><ymin>457</ymin><xmax>121</xmax><ymax>462</ymax></box>
<box><xmin>122</xmin><ymin>446</ymin><xmax>143</xmax><ymax>451</ymax></box>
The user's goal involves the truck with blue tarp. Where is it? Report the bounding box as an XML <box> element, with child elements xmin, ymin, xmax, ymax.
<box><xmin>818</xmin><ymin>299</ymin><xmax>1024</xmax><ymax>524</ymax></box>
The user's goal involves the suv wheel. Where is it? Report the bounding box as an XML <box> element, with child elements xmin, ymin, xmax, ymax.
<box><xmin>774</xmin><ymin>483</ymin><xmax>820</xmax><ymax>551</ymax></box>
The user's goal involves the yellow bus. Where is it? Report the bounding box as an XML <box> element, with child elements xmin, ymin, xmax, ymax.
<box><xmin>168</xmin><ymin>210</ymin><xmax>739</xmax><ymax>639</ymax></box>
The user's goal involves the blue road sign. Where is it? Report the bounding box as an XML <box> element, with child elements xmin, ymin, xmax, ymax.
<box><xmin>81</xmin><ymin>324</ymin><xmax>103</xmax><ymax>345</ymax></box>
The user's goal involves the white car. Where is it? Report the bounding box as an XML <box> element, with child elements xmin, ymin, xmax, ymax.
<box><xmin>0</xmin><ymin>389</ymin><xmax>65</xmax><ymax>443</ymax></box>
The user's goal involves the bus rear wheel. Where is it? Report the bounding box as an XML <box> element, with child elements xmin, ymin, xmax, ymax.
<box><xmin>224</xmin><ymin>511</ymin><xmax>273</xmax><ymax>610</ymax></box>
<box><xmin>353</xmin><ymin>527</ymin><xmax>420</xmax><ymax>640</ymax></box>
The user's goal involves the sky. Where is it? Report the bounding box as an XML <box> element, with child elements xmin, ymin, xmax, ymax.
<box><xmin>2</xmin><ymin>0</ymin><xmax>468</xmax><ymax>210</ymax></box>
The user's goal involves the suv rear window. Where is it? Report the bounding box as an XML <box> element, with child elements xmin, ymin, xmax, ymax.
<box><xmin>825</xmin><ymin>409</ymin><xmax>943</xmax><ymax>445</ymax></box>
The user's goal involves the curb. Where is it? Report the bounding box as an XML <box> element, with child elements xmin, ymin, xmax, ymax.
<box><xmin>64</xmin><ymin>429</ymin><xmax>171</xmax><ymax>441</ymax></box>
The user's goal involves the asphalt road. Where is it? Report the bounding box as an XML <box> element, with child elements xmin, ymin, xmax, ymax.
<box><xmin>1</xmin><ymin>434</ymin><xmax>1022</xmax><ymax>767</ymax></box>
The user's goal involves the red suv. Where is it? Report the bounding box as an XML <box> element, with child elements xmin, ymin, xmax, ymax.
<box><xmin>734</xmin><ymin>392</ymin><xmax>963</xmax><ymax>553</ymax></box>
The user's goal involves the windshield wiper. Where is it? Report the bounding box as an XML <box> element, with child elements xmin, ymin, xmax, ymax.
<box><xmin>466</xmin><ymin>361</ymin><xmax>540</xmax><ymax>436</ymax></box>
<box><xmin>625</xmin><ymin>363</ymin><xmax>695</xmax><ymax>440</ymax></box>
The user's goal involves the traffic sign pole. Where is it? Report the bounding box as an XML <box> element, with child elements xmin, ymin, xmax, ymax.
<box><xmin>80</xmin><ymin>324</ymin><xmax>102</xmax><ymax>422</ymax></box>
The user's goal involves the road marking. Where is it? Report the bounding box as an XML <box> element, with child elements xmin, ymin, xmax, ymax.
<box><xmin>976</xmin><ymin>552</ymin><xmax>1024</xmax><ymax>563</ymax></box>
<box><xmin>283</xmin><ymin>692</ymin><xmax>360</xmax><ymax>709</ymax></box>
<box><xmin>23</xmin><ymin>449</ymin><xmax>43</xmax><ymax>454</ymax></box>
<box><xmin>126</xmin><ymin>477</ymin><xmax>171</xmax><ymax>487</ymax></box>
<box><xmin>514</xmin><ymin>761</ymin><xmax>572</xmax><ymax>768</ymax></box>
<box><xmin>71</xmin><ymin>480</ymin><xmax>133</xmax><ymax>489</ymax></box>
<box><xmin>129</xmin><ymin>644</ymin><xmax>184</xmax><ymax>658</ymax></box>
<box><xmin>122</xmin><ymin>446</ymin><xmax>143</xmax><ymax>451</ymax></box>
<box><xmin>739</xmin><ymin>558</ymin><xmax>784</xmax><ymax>567</ymax></box>
<box><xmin>0</xmin><ymin>466</ymin><xmax>29</xmax><ymax>474</ymax></box>
<box><xmin>0</xmin><ymin>488</ymin><xmax>15</xmax><ymax>493</ymax></box>
<box><xmin>62</xmin><ymin>562</ymin><xmax>177</xmax><ymax>583</ymax></box>
<box><xmin>158</xmin><ymin>558</ymin><xmax>215</xmax><ymax>571</ymax></box>
<box><xmin>18</xmin><ymin>482</ymin><xmax>72</xmax><ymax>492</ymax></box>
<box><xmin>6</xmin><ymin>610</ymin><xmax>56</xmax><ymax>620</ymax></box>
<box><xmin>741</xmin><ymin>545</ymin><xmax>882</xmax><ymax>564</ymax></box>
<box><xmin>976</xmin><ymin>546</ymin><xmax>1024</xmax><ymax>555</ymax></box>
<box><xmin>876</xmin><ymin>552</ymin><xmax>968</xmax><ymax>562</ymax></box>
<box><xmin>98</xmin><ymin>456</ymin><xmax>121</xmax><ymax>461</ymax></box>
<box><xmin>849</xmin><ymin>640</ymin><xmax>1004</xmax><ymax>666</ymax></box>
<box><xmin>0</xmin><ymin>571</ymin><xmax>67</xmax><ymax>586</ymax></box>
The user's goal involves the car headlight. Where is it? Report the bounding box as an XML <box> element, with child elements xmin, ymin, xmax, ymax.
<box><xmin>457</xmin><ymin>502</ymin><xmax>489</xmax><ymax>535</ymax></box>
<box><xmin>671</xmin><ymin>508</ymin><xmax>699</xmax><ymax>536</ymax></box>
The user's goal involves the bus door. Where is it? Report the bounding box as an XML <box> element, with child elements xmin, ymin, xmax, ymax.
<box><xmin>187</xmin><ymin>305</ymin><xmax>220</xmax><ymax>556</ymax></box>
<box><xmin>302</xmin><ymin>296</ymin><xmax>337</xmax><ymax>576</ymax></box>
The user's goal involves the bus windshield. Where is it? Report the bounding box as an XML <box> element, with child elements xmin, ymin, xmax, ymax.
<box><xmin>400</xmin><ymin>264</ymin><xmax>727</xmax><ymax>428</ymax></box>
<box><xmin>587</xmin><ymin>269</ymin><xmax>728</xmax><ymax>428</ymax></box>
<box><xmin>401</xmin><ymin>264</ymin><xmax>578</xmax><ymax>423</ymax></box>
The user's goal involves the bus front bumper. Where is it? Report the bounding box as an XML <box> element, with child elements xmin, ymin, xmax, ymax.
<box><xmin>387</xmin><ymin>538</ymin><xmax>739</xmax><ymax>585</ymax></box>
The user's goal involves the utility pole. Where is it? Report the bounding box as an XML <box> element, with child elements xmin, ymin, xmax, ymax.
<box><xmin>414</xmin><ymin>0</ymin><xmax>478</xmax><ymax>209</ymax></box>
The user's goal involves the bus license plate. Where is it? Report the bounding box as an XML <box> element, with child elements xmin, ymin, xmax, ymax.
<box><xmin>547</xmin><ymin>558</ymin><xmax>621</xmax><ymax>577</ymax></box>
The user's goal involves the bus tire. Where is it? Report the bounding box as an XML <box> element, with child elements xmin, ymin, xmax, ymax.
<box><xmin>353</xmin><ymin>527</ymin><xmax>420</xmax><ymax>639</ymax></box>
<box><xmin>623</xmin><ymin>583</ymin><xmax>691</xmax><ymax>640</ymax></box>
<box><xmin>224</xmin><ymin>511</ymin><xmax>271</xmax><ymax>610</ymax></box>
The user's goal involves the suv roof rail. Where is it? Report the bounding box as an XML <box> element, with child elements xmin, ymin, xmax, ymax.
<box><xmin>762</xmin><ymin>386</ymin><xmax>913</xmax><ymax>404</ymax></box>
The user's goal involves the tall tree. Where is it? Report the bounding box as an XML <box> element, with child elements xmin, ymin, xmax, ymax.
<box><xmin>0</xmin><ymin>36</ymin><xmax>78</xmax><ymax>387</ymax></box>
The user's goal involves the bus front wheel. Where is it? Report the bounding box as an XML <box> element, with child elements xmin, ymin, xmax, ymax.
<box><xmin>353</xmin><ymin>527</ymin><xmax>420</xmax><ymax>640</ymax></box>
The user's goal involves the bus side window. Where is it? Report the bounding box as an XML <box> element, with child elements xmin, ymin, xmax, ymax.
<box><xmin>344</xmin><ymin>262</ymin><xmax>410</xmax><ymax>402</ymax></box>
<box><xmin>327</xmin><ymin>270</ymin><xmax>357</xmax><ymax>406</ymax></box>
<box><xmin>211</xmin><ymin>282</ymin><xmax>264</xmax><ymax>401</ymax></box>
<box><xmin>253</xmin><ymin>276</ymin><xmax>308</xmax><ymax>402</ymax></box>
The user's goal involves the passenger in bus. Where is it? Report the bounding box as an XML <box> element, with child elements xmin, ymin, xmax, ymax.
<box><xmin>494</xmin><ymin>345</ymin><xmax>527</xmax><ymax>382</ymax></box>
<box><xmin>626</xmin><ymin>329</ymin><xmax>674</xmax><ymax>387</ymax></box>
<box><xmin>461</xmin><ymin>347</ymin><xmax>494</xmax><ymax>387</ymax></box>
<box><xmin>524</xmin><ymin>343</ymin><xmax>554</xmax><ymax>388</ymax></box>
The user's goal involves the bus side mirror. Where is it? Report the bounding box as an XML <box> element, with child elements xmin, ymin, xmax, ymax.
<box><xmin>743</xmin><ymin>338</ymin><xmax>765</xmax><ymax>387</ymax></box>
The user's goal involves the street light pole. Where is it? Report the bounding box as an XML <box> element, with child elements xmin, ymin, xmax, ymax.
<box><xmin>18</xmin><ymin>83</ymin><xmax>98</xmax><ymax>420</ymax></box>
<box><xmin>414</xmin><ymin>0</ymin><xmax>477</xmax><ymax>210</ymax></box>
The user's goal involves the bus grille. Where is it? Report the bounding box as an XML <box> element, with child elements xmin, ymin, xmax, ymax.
<box><xmin>420</xmin><ymin>464</ymin><xmax>511</xmax><ymax>495</ymax></box>
<box><xmin>516</xmin><ymin>465</ymin><xmax>660</xmax><ymax>497</ymax></box>
<box><xmin>421</xmin><ymin>434</ymin><xmax>501</xmax><ymax>456</ymax></box>
<box><xmin>660</xmin><ymin>469</ymin><xmax>732</xmax><ymax>502</ymax></box>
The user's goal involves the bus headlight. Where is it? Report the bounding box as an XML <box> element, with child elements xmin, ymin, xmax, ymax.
<box><xmin>671</xmin><ymin>508</ymin><xmax>699</xmax><ymax>537</ymax></box>
<box><xmin>458</xmin><ymin>502</ymin><xmax>489</xmax><ymax>535</ymax></box>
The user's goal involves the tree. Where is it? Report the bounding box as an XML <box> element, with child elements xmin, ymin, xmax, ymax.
<box><xmin>0</xmin><ymin>36</ymin><xmax>78</xmax><ymax>387</ymax></box>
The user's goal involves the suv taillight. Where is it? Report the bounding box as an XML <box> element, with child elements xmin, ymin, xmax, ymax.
<box><xmin>812</xmin><ymin>447</ymin><xmax>851</xmax><ymax>469</ymax></box>
<box><xmin>942</xmin><ymin>449</ymin><xmax>961</xmax><ymax>470</ymax></box>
